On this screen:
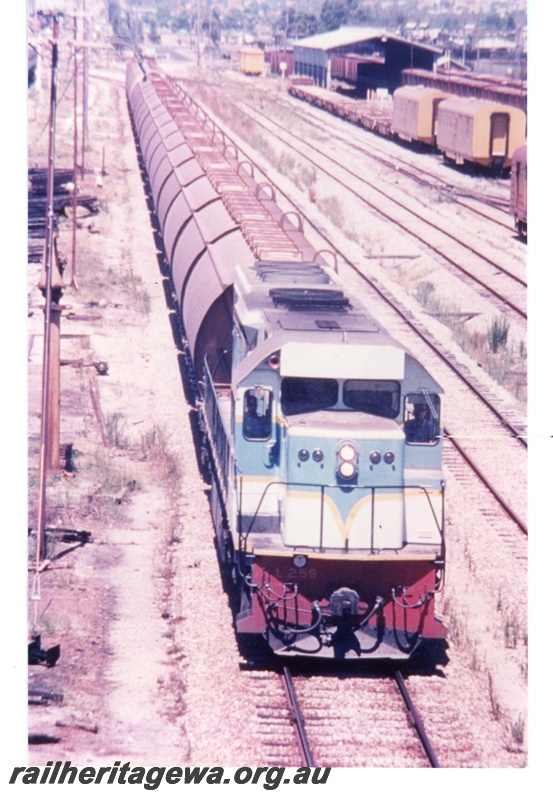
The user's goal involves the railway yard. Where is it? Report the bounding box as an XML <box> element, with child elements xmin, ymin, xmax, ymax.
<box><xmin>21</xmin><ymin>23</ymin><xmax>537</xmax><ymax>777</ymax></box>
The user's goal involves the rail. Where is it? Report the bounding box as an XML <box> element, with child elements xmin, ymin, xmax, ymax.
<box><xmin>281</xmin><ymin>667</ymin><xmax>315</xmax><ymax>767</ymax></box>
<box><xmin>393</xmin><ymin>670</ymin><xmax>441</xmax><ymax>768</ymax></box>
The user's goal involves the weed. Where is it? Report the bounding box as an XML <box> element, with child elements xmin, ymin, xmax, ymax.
<box><xmin>415</xmin><ymin>281</ymin><xmax>435</xmax><ymax>305</ymax></box>
<box><xmin>83</xmin><ymin>447</ymin><xmax>134</xmax><ymax>521</ymax></box>
<box><xmin>344</xmin><ymin>227</ymin><xmax>361</xmax><ymax>244</ymax></box>
<box><xmin>300</xmin><ymin>166</ymin><xmax>317</xmax><ymax>188</ymax></box>
<box><xmin>414</xmin><ymin>281</ymin><xmax>525</xmax><ymax>404</ymax></box>
<box><xmin>140</xmin><ymin>425</ymin><xmax>168</xmax><ymax>460</ymax></box>
<box><xmin>510</xmin><ymin>715</ymin><xmax>525</xmax><ymax>748</ymax></box>
<box><xmin>504</xmin><ymin>612</ymin><xmax>521</xmax><ymax>649</ymax></box>
<box><xmin>277</xmin><ymin>151</ymin><xmax>296</xmax><ymax>176</ymax></box>
<box><xmin>106</xmin><ymin>413</ymin><xmax>129</xmax><ymax>449</ymax></box>
<box><xmin>488</xmin><ymin>315</ymin><xmax>509</xmax><ymax>353</ymax></box>
<box><xmin>487</xmin><ymin>672</ymin><xmax>501</xmax><ymax>720</ymax></box>
<box><xmin>35</xmin><ymin>611</ymin><xmax>58</xmax><ymax>637</ymax></box>
<box><xmin>519</xmin><ymin>657</ymin><xmax>528</xmax><ymax>679</ymax></box>
<box><xmin>447</xmin><ymin>611</ymin><xmax>464</xmax><ymax>646</ymax></box>
<box><xmin>139</xmin><ymin>426</ymin><xmax>181</xmax><ymax>493</ymax></box>
<box><xmin>318</xmin><ymin>195</ymin><xmax>345</xmax><ymax>228</ymax></box>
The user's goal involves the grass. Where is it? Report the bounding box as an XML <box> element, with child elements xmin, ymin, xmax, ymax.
<box><xmin>510</xmin><ymin>715</ymin><xmax>525</xmax><ymax>749</ymax></box>
<box><xmin>66</xmin><ymin>249</ymin><xmax>151</xmax><ymax>315</ymax></box>
<box><xmin>487</xmin><ymin>671</ymin><xmax>501</xmax><ymax>720</ymax></box>
<box><xmin>414</xmin><ymin>281</ymin><xmax>527</xmax><ymax>403</ymax></box>
<box><xmin>503</xmin><ymin>611</ymin><xmax>527</xmax><ymax>651</ymax></box>
<box><xmin>488</xmin><ymin>315</ymin><xmax>510</xmax><ymax>353</ymax></box>
<box><xmin>106</xmin><ymin>412</ymin><xmax>129</xmax><ymax>449</ymax></box>
<box><xmin>318</xmin><ymin>195</ymin><xmax>345</xmax><ymax>228</ymax></box>
<box><xmin>139</xmin><ymin>425</ymin><xmax>182</xmax><ymax>495</ymax></box>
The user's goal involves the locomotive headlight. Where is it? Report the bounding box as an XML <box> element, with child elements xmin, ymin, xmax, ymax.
<box><xmin>338</xmin><ymin>443</ymin><xmax>356</xmax><ymax>462</ymax></box>
<box><xmin>338</xmin><ymin>461</ymin><xmax>356</xmax><ymax>479</ymax></box>
<box><xmin>370</xmin><ymin>450</ymin><xmax>382</xmax><ymax>464</ymax></box>
<box><xmin>312</xmin><ymin>449</ymin><xmax>324</xmax><ymax>462</ymax></box>
<box><xmin>337</xmin><ymin>442</ymin><xmax>358</xmax><ymax>480</ymax></box>
<box><xmin>293</xmin><ymin>554</ymin><xmax>308</xmax><ymax>568</ymax></box>
<box><xmin>298</xmin><ymin>449</ymin><xmax>310</xmax><ymax>462</ymax></box>
<box><xmin>383</xmin><ymin>451</ymin><xmax>395</xmax><ymax>464</ymax></box>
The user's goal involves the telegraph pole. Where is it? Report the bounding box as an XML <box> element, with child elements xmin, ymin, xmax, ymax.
<box><xmin>81</xmin><ymin>0</ymin><xmax>89</xmax><ymax>177</ymax></box>
<box><xmin>36</xmin><ymin>12</ymin><xmax>65</xmax><ymax>563</ymax></box>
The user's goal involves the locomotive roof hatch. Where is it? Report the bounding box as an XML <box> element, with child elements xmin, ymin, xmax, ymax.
<box><xmin>232</xmin><ymin>259</ymin><xmax>410</xmax><ymax>385</ymax></box>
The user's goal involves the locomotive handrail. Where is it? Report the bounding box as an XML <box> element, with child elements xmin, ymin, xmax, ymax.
<box><xmin>236</xmin><ymin>477</ymin><xmax>444</xmax><ymax>557</ymax></box>
<box><xmin>203</xmin><ymin>359</ymin><xmax>233</xmax><ymax>501</ymax></box>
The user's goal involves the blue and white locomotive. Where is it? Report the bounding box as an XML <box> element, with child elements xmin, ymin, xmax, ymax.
<box><xmin>203</xmin><ymin>261</ymin><xmax>446</xmax><ymax>659</ymax></box>
<box><xmin>127</xmin><ymin>63</ymin><xmax>446</xmax><ymax>660</ymax></box>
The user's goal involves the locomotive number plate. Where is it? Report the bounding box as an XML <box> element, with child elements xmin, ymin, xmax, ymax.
<box><xmin>275</xmin><ymin>567</ymin><xmax>318</xmax><ymax>581</ymax></box>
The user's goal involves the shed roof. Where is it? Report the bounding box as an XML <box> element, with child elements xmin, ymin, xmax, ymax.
<box><xmin>293</xmin><ymin>27</ymin><xmax>386</xmax><ymax>50</ymax></box>
<box><xmin>292</xmin><ymin>26</ymin><xmax>441</xmax><ymax>55</ymax></box>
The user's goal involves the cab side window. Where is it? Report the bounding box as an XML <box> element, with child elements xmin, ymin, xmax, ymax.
<box><xmin>404</xmin><ymin>394</ymin><xmax>440</xmax><ymax>445</ymax></box>
<box><xmin>243</xmin><ymin>389</ymin><xmax>272</xmax><ymax>441</ymax></box>
<box><xmin>343</xmin><ymin>379</ymin><xmax>400</xmax><ymax>419</ymax></box>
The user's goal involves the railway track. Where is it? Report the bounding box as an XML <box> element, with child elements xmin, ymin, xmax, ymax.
<box><xmin>249</xmin><ymin>666</ymin><xmax>442</xmax><ymax>767</ymax></box>
<box><xmin>161</xmin><ymin>71</ymin><xmax>527</xmax><ymax>533</ymax></box>
<box><xmin>231</xmin><ymin>96</ymin><xmax>527</xmax><ymax>321</ymax></box>
<box><xmin>132</xmin><ymin>65</ymin><xmax>527</xmax><ymax>764</ymax></box>
<box><xmin>240</xmin><ymin>80</ymin><xmax>517</xmax><ymax>234</ymax></box>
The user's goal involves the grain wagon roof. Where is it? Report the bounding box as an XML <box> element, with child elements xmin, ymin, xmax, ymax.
<box><xmin>438</xmin><ymin>96</ymin><xmax>526</xmax><ymax>117</ymax></box>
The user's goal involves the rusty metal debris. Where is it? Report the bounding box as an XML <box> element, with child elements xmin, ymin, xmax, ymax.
<box><xmin>55</xmin><ymin>717</ymin><xmax>98</xmax><ymax>734</ymax></box>
<box><xmin>28</xmin><ymin>688</ymin><xmax>64</xmax><ymax>706</ymax></box>
<box><xmin>28</xmin><ymin>634</ymin><xmax>60</xmax><ymax>667</ymax></box>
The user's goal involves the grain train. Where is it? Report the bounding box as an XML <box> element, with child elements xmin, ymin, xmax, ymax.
<box><xmin>126</xmin><ymin>62</ymin><xmax>446</xmax><ymax>660</ymax></box>
<box><xmin>289</xmin><ymin>80</ymin><xmax>527</xmax><ymax>171</ymax></box>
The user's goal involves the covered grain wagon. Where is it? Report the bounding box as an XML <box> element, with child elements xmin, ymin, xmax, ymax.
<box><xmin>436</xmin><ymin>97</ymin><xmax>527</xmax><ymax>169</ymax></box>
<box><xmin>392</xmin><ymin>86</ymin><xmax>452</xmax><ymax>146</ymax></box>
<box><xmin>240</xmin><ymin>48</ymin><xmax>265</xmax><ymax>76</ymax></box>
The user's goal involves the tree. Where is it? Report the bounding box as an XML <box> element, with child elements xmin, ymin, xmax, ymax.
<box><xmin>171</xmin><ymin>12</ymin><xmax>191</xmax><ymax>32</ymax></box>
<box><xmin>222</xmin><ymin>10</ymin><xmax>244</xmax><ymax>31</ymax></box>
<box><xmin>320</xmin><ymin>0</ymin><xmax>349</xmax><ymax>33</ymax></box>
